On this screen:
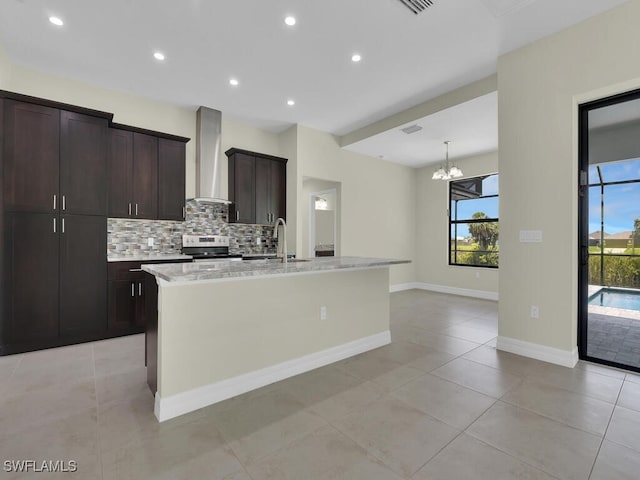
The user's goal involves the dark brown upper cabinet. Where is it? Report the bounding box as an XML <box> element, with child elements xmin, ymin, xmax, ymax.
<box><xmin>108</xmin><ymin>129</ymin><xmax>134</xmax><ymax>218</ymax></box>
<box><xmin>228</xmin><ymin>150</ymin><xmax>256</xmax><ymax>223</ymax></box>
<box><xmin>158</xmin><ymin>138</ymin><xmax>186</xmax><ymax>220</ymax></box>
<box><xmin>132</xmin><ymin>133</ymin><xmax>158</xmax><ymax>219</ymax></box>
<box><xmin>3</xmin><ymin>101</ymin><xmax>108</xmax><ymax>217</ymax></box>
<box><xmin>108</xmin><ymin>130</ymin><xmax>158</xmax><ymax>219</ymax></box>
<box><xmin>108</xmin><ymin>130</ymin><xmax>187</xmax><ymax>221</ymax></box>
<box><xmin>3</xmin><ymin>101</ymin><xmax>60</xmax><ymax>214</ymax></box>
<box><xmin>60</xmin><ymin>111</ymin><xmax>108</xmax><ymax>216</ymax></box>
<box><xmin>226</xmin><ymin>148</ymin><xmax>287</xmax><ymax>224</ymax></box>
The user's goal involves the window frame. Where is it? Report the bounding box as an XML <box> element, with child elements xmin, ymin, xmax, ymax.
<box><xmin>448</xmin><ymin>173</ymin><xmax>499</xmax><ymax>269</ymax></box>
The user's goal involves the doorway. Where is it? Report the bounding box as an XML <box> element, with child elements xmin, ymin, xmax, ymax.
<box><xmin>302</xmin><ymin>177</ymin><xmax>341</xmax><ymax>259</ymax></box>
<box><xmin>578</xmin><ymin>89</ymin><xmax>640</xmax><ymax>372</ymax></box>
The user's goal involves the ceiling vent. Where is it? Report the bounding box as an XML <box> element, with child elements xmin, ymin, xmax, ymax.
<box><xmin>400</xmin><ymin>124</ymin><xmax>423</xmax><ymax>134</ymax></box>
<box><xmin>396</xmin><ymin>0</ymin><xmax>435</xmax><ymax>15</ymax></box>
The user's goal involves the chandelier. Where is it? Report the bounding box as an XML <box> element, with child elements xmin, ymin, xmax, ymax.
<box><xmin>432</xmin><ymin>141</ymin><xmax>463</xmax><ymax>180</ymax></box>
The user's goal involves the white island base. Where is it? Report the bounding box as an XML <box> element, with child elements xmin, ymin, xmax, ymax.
<box><xmin>146</xmin><ymin>263</ymin><xmax>397</xmax><ymax>422</ymax></box>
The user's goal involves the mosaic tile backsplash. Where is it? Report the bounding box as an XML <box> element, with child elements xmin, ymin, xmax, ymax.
<box><xmin>108</xmin><ymin>200</ymin><xmax>277</xmax><ymax>257</ymax></box>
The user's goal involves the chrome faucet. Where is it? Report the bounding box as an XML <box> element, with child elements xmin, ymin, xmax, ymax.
<box><xmin>273</xmin><ymin>217</ymin><xmax>287</xmax><ymax>264</ymax></box>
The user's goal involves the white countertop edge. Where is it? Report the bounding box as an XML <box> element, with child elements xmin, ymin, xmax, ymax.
<box><xmin>152</xmin><ymin>264</ymin><xmax>393</xmax><ymax>287</ymax></box>
<box><xmin>108</xmin><ymin>254</ymin><xmax>192</xmax><ymax>262</ymax></box>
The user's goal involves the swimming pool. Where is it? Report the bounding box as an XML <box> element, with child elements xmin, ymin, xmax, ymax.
<box><xmin>589</xmin><ymin>288</ymin><xmax>640</xmax><ymax>311</ymax></box>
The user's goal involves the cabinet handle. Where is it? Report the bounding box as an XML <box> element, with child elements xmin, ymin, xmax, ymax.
<box><xmin>53</xmin><ymin>194</ymin><xmax>57</xmax><ymax>211</ymax></box>
<box><xmin>62</xmin><ymin>217</ymin><xmax>65</xmax><ymax>234</ymax></box>
<box><xmin>131</xmin><ymin>283</ymin><xmax>135</xmax><ymax>297</ymax></box>
<box><xmin>138</xmin><ymin>282</ymin><xmax>143</xmax><ymax>296</ymax></box>
<box><xmin>62</xmin><ymin>195</ymin><xmax>66</xmax><ymax>211</ymax></box>
<box><xmin>135</xmin><ymin>203</ymin><xmax>138</xmax><ymax>216</ymax></box>
<box><xmin>53</xmin><ymin>218</ymin><xmax>56</xmax><ymax>233</ymax></box>
<box><xmin>236</xmin><ymin>211</ymin><xmax>239</xmax><ymax>221</ymax></box>
<box><xmin>128</xmin><ymin>203</ymin><xmax>132</xmax><ymax>216</ymax></box>
<box><xmin>129</xmin><ymin>268</ymin><xmax>143</xmax><ymax>272</ymax></box>
<box><xmin>182</xmin><ymin>206</ymin><xmax>185</xmax><ymax>219</ymax></box>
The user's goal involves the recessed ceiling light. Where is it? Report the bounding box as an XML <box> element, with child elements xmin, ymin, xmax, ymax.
<box><xmin>284</xmin><ymin>16</ymin><xmax>296</xmax><ymax>26</ymax></box>
<box><xmin>49</xmin><ymin>16</ymin><xmax>64</xmax><ymax>26</ymax></box>
<box><xmin>229</xmin><ymin>78</ymin><xmax>239</xmax><ymax>86</ymax></box>
<box><xmin>287</xmin><ymin>99</ymin><xmax>295</xmax><ymax>106</ymax></box>
<box><xmin>351</xmin><ymin>53</ymin><xmax>362</xmax><ymax>62</ymax></box>
<box><xmin>153</xmin><ymin>52</ymin><xmax>165</xmax><ymax>61</ymax></box>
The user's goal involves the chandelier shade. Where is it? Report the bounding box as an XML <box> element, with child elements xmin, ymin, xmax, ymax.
<box><xmin>432</xmin><ymin>141</ymin><xmax>463</xmax><ymax>180</ymax></box>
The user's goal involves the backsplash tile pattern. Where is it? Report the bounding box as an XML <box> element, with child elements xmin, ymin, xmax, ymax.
<box><xmin>108</xmin><ymin>200</ymin><xmax>277</xmax><ymax>257</ymax></box>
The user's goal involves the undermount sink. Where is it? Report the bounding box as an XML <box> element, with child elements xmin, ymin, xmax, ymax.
<box><xmin>286</xmin><ymin>258</ymin><xmax>311</xmax><ymax>263</ymax></box>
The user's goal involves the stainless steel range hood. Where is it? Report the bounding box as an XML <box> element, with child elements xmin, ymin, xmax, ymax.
<box><xmin>191</xmin><ymin>106</ymin><xmax>231</xmax><ymax>205</ymax></box>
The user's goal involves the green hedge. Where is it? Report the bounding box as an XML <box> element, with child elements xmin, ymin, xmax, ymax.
<box><xmin>589</xmin><ymin>255</ymin><xmax>640</xmax><ymax>288</ymax></box>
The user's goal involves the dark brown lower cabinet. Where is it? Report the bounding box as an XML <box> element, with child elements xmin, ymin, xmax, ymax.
<box><xmin>107</xmin><ymin>261</ymin><xmax>147</xmax><ymax>334</ymax></box>
<box><xmin>1</xmin><ymin>213</ymin><xmax>107</xmax><ymax>354</ymax></box>
<box><xmin>108</xmin><ymin>258</ymin><xmax>189</xmax><ymax>339</ymax></box>
<box><xmin>145</xmin><ymin>272</ymin><xmax>159</xmax><ymax>394</ymax></box>
<box><xmin>3</xmin><ymin>212</ymin><xmax>59</xmax><ymax>346</ymax></box>
<box><xmin>60</xmin><ymin>215</ymin><xmax>107</xmax><ymax>336</ymax></box>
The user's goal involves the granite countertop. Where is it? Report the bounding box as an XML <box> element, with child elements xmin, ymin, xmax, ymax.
<box><xmin>142</xmin><ymin>256</ymin><xmax>410</xmax><ymax>283</ymax></box>
<box><xmin>107</xmin><ymin>253</ymin><xmax>193</xmax><ymax>262</ymax></box>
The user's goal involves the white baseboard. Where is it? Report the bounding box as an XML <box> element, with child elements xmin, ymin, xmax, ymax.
<box><xmin>389</xmin><ymin>282</ymin><xmax>421</xmax><ymax>293</ymax></box>
<box><xmin>497</xmin><ymin>336</ymin><xmax>579</xmax><ymax>368</ymax></box>
<box><xmin>154</xmin><ymin>330</ymin><xmax>391</xmax><ymax>422</ymax></box>
<box><xmin>412</xmin><ymin>282</ymin><xmax>498</xmax><ymax>301</ymax></box>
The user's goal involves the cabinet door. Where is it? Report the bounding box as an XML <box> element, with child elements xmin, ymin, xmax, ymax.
<box><xmin>3</xmin><ymin>101</ymin><xmax>59</xmax><ymax>213</ymax></box>
<box><xmin>60</xmin><ymin>111</ymin><xmax>108</xmax><ymax>216</ymax></box>
<box><xmin>108</xmin><ymin>129</ymin><xmax>133</xmax><ymax>218</ymax></box>
<box><xmin>59</xmin><ymin>215</ymin><xmax>107</xmax><ymax>336</ymax></box>
<box><xmin>3</xmin><ymin>213</ymin><xmax>59</xmax><ymax>344</ymax></box>
<box><xmin>255</xmin><ymin>157</ymin><xmax>271</xmax><ymax>224</ymax></box>
<box><xmin>270</xmin><ymin>160</ymin><xmax>287</xmax><ymax>221</ymax></box>
<box><xmin>135</xmin><ymin>281</ymin><xmax>146</xmax><ymax>327</ymax></box>
<box><xmin>158</xmin><ymin>138</ymin><xmax>186</xmax><ymax>220</ymax></box>
<box><xmin>229</xmin><ymin>152</ymin><xmax>255</xmax><ymax>223</ymax></box>
<box><xmin>108</xmin><ymin>280</ymin><xmax>137</xmax><ymax>331</ymax></box>
<box><xmin>132</xmin><ymin>133</ymin><xmax>158</xmax><ymax>219</ymax></box>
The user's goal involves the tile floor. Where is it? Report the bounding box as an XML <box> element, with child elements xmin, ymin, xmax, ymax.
<box><xmin>588</xmin><ymin>312</ymin><xmax>640</xmax><ymax>368</ymax></box>
<box><xmin>1</xmin><ymin>289</ymin><xmax>640</xmax><ymax>479</ymax></box>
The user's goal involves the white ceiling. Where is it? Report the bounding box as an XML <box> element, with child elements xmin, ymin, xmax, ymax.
<box><xmin>345</xmin><ymin>92</ymin><xmax>498</xmax><ymax>167</ymax></box>
<box><xmin>0</xmin><ymin>0</ymin><xmax>629</xmax><ymax>165</ymax></box>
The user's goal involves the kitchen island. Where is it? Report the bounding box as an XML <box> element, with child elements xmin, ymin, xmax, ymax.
<box><xmin>143</xmin><ymin>256</ymin><xmax>409</xmax><ymax>421</ymax></box>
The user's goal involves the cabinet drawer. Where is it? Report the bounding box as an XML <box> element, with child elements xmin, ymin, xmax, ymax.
<box><xmin>108</xmin><ymin>261</ymin><xmax>145</xmax><ymax>281</ymax></box>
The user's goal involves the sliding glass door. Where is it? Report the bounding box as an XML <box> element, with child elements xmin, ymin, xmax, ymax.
<box><xmin>579</xmin><ymin>89</ymin><xmax>640</xmax><ymax>372</ymax></box>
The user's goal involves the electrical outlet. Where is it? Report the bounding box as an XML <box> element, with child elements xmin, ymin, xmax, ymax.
<box><xmin>147</xmin><ymin>238</ymin><xmax>154</xmax><ymax>247</ymax></box>
<box><xmin>530</xmin><ymin>305</ymin><xmax>539</xmax><ymax>319</ymax></box>
<box><xmin>320</xmin><ymin>306</ymin><xmax>327</xmax><ymax>320</ymax></box>
<box><xmin>476</xmin><ymin>271</ymin><xmax>480</xmax><ymax>279</ymax></box>
<box><xmin>256</xmin><ymin>237</ymin><xmax>261</xmax><ymax>246</ymax></box>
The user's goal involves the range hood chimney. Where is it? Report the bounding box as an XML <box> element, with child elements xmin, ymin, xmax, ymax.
<box><xmin>193</xmin><ymin>106</ymin><xmax>231</xmax><ymax>204</ymax></box>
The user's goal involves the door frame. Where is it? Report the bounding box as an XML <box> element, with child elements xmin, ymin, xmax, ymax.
<box><xmin>578</xmin><ymin>87</ymin><xmax>640</xmax><ymax>373</ymax></box>
<box><xmin>308</xmin><ymin>188</ymin><xmax>337</xmax><ymax>258</ymax></box>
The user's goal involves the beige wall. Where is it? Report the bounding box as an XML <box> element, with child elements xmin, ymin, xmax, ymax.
<box><xmin>0</xmin><ymin>44</ymin><xmax>10</xmax><ymax>88</ymax></box>
<box><xmin>416</xmin><ymin>151</ymin><xmax>499</xmax><ymax>294</ymax></box>
<box><xmin>158</xmin><ymin>268</ymin><xmax>390</xmax><ymax>397</ymax></box>
<box><xmin>498</xmin><ymin>0</ymin><xmax>640</xmax><ymax>352</ymax></box>
<box><xmin>296</xmin><ymin>126</ymin><xmax>417</xmax><ymax>286</ymax></box>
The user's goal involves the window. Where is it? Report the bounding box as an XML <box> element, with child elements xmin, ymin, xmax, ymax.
<box><xmin>449</xmin><ymin>174</ymin><xmax>499</xmax><ymax>267</ymax></box>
